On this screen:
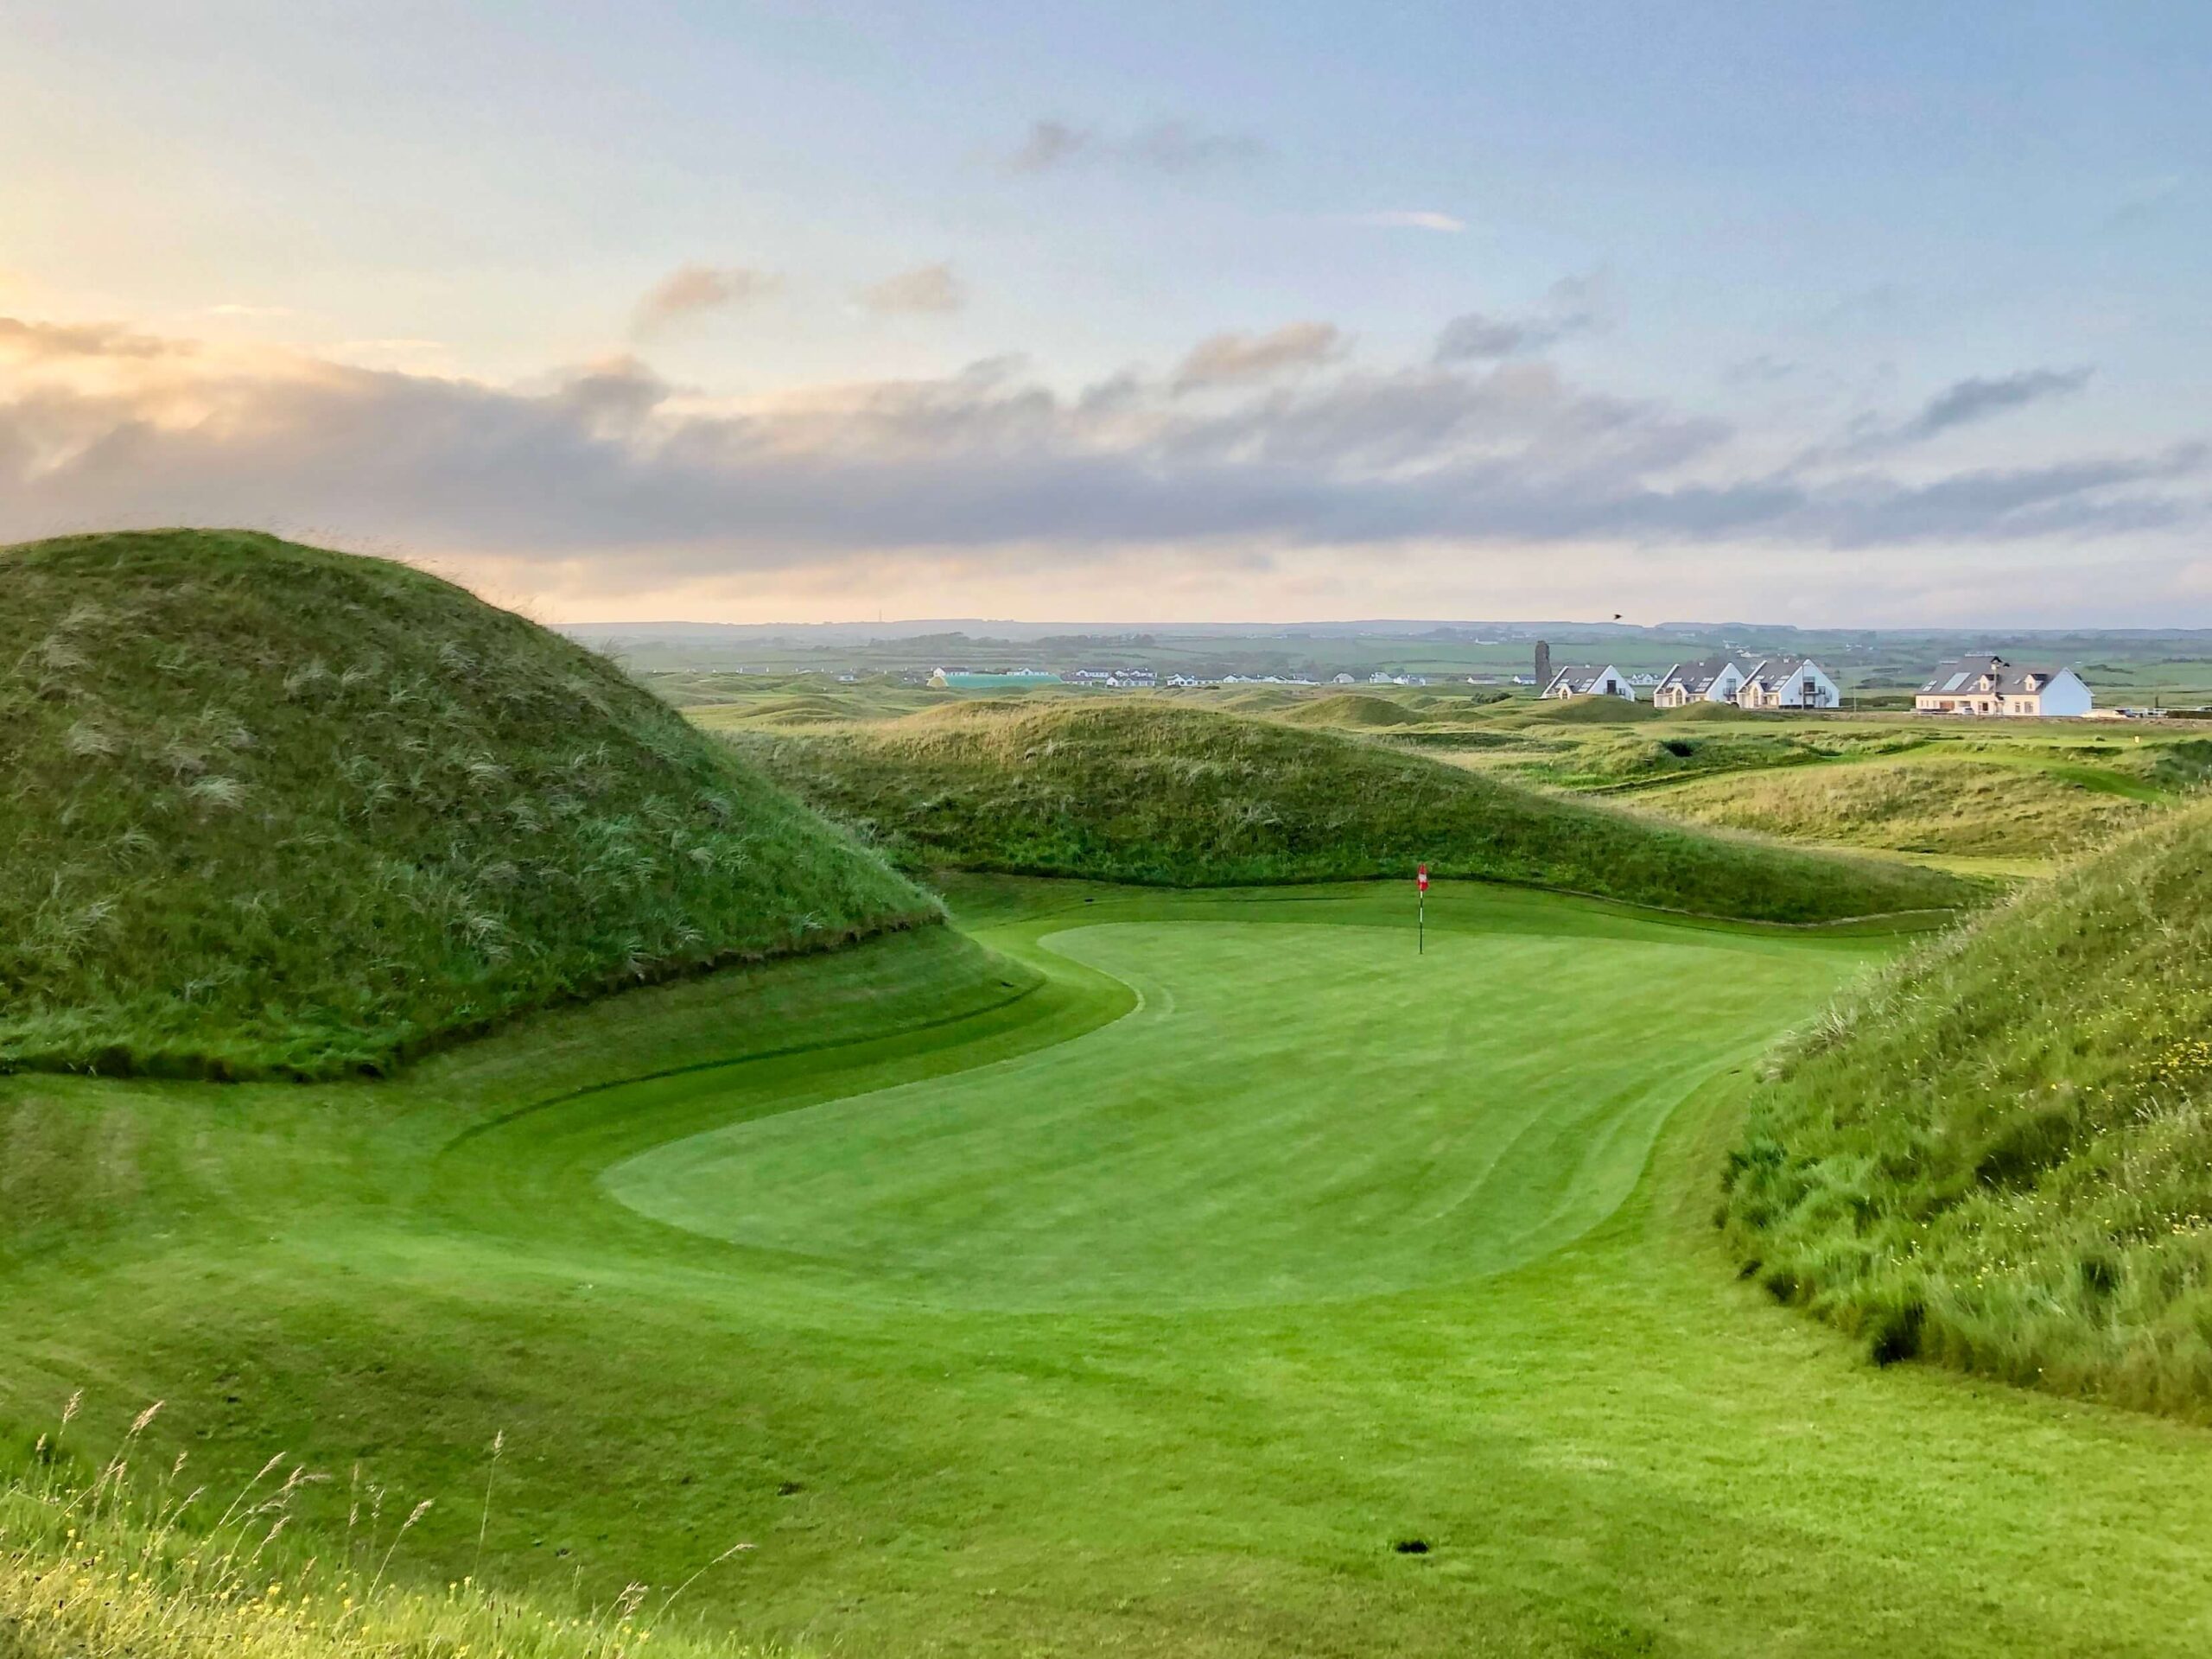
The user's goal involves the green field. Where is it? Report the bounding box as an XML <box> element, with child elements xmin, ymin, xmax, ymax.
<box><xmin>12</xmin><ymin>879</ymin><xmax>2212</xmax><ymax>1656</ymax></box>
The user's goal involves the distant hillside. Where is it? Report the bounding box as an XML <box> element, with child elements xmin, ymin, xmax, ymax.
<box><xmin>1724</xmin><ymin>801</ymin><xmax>2212</xmax><ymax>1415</ymax></box>
<box><xmin>0</xmin><ymin>531</ymin><xmax>934</xmax><ymax>1078</ymax></box>
<box><xmin>741</xmin><ymin>702</ymin><xmax>1980</xmax><ymax>923</ymax></box>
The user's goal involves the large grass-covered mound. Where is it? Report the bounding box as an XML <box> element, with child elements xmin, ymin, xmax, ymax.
<box><xmin>741</xmin><ymin>702</ymin><xmax>1980</xmax><ymax>922</ymax></box>
<box><xmin>0</xmin><ymin>530</ymin><xmax>934</xmax><ymax>1078</ymax></box>
<box><xmin>1724</xmin><ymin>799</ymin><xmax>2212</xmax><ymax>1415</ymax></box>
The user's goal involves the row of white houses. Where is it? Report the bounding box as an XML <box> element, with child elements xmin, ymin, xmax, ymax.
<box><xmin>1541</xmin><ymin>656</ymin><xmax>1842</xmax><ymax>709</ymax></box>
<box><xmin>1541</xmin><ymin>650</ymin><xmax>2097</xmax><ymax>716</ymax></box>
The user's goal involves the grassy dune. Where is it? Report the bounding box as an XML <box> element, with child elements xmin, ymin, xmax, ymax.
<box><xmin>1650</xmin><ymin>755</ymin><xmax>2153</xmax><ymax>857</ymax></box>
<box><xmin>0</xmin><ymin>531</ymin><xmax>932</xmax><ymax>1079</ymax></box>
<box><xmin>741</xmin><ymin>701</ymin><xmax>1979</xmax><ymax>922</ymax></box>
<box><xmin>1724</xmin><ymin>799</ymin><xmax>2212</xmax><ymax>1416</ymax></box>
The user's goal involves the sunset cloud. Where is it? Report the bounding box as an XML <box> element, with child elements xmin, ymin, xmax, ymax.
<box><xmin>1173</xmin><ymin>321</ymin><xmax>1345</xmax><ymax>391</ymax></box>
<box><xmin>3</xmin><ymin>310</ymin><xmax>2199</xmax><ymax>613</ymax></box>
<box><xmin>632</xmin><ymin>264</ymin><xmax>780</xmax><ymax>334</ymax></box>
<box><xmin>858</xmin><ymin>263</ymin><xmax>966</xmax><ymax>316</ymax></box>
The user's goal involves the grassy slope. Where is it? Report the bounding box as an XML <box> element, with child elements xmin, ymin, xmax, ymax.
<box><xmin>740</xmin><ymin>701</ymin><xmax>1977</xmax><ymax>923</ymax></box>
<box><xmin>10</xmin><ymin>885</ymin><xmax>2212</xmax><ymax>1655</ymax></box>
<box><xmin>0</xmin><ymin>531</ymin><xmax>932</xmax><ymax>1078</ymax></box>
<box><xmin>1724</xmin><ymin>799</ymin><xmax>2212</xmax><ymax>1416</ymax></box>
<box><xmin>1648</xmin><ymin>754</ymin><xmax>2153</xmax><ymax>856</ymax></box>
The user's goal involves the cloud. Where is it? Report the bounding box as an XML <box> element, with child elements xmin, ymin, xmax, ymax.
<box><xmin>0</xmin><ymin>317</ymin><xmax>197</xmax><ymax>364</ymax></box>
<box><xmin>632</xmin><ymin>264</ymin><xmax>780</xmax><ymax>334</ymax></box>
<box><xmin>1904</xmin><ymin>366</ymin><xmax>2092</xmax><ymax>440</ymax></box>
<box><xmin>1433</xmin><ymin>275</ymin><xmax>1605</xmax><ymax>362</ymax></box>
<box><xmin>1349</xmin><ymin>211</ymin><xmax>1466</xmax><ymax>233</ymax></box>
<box><xmin>0</xmin><ymin>312</ymin><xmax>2199</xmax><ymax>594</ymax></box>
<box><xmin>1819</xmin><ymin>365</ymin><xmax>2096</xmax><ymax>460</ymax></box>
<box><xmin>858</xmin><ymin>263</ymin><xmax>966</xmax><ymax>316</ymax></box>
<box><xmin>1173</xmin><ymin>322</ymin><xmax>1344</xmax><ymax>391</ymax></box>
<box><xmin>206</xmin><ymin>303</ymin><xmax>296</xmax><ymax>320</ymax></box>
<box><xmin>1003</xmin><ymin>118</ymin><xmax>1268</xmax><ymax>176</ymax></box>
<box><xmin>1007</xmin><ymin>119</ymin><xmax>1091</xmax><ymax>173</ymax></box>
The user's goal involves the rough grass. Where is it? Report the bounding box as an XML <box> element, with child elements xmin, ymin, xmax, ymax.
<box><xmin>1722</xmin><ymin>798</ymin><xmax>2212</xmax><ymax>1416</ymax></box>
<box><xmin>1276</xmin><ymin>693</ymin><xmax>1428</xmax><ymax>728</ymax></box>
<box><xmin>0</xmin><ymin>531</ymin><xmax>933</xmax><ymax>1080</ymax></box>
<box><xmin>737</xmin><ymin>701</ymin><xmax>1980</xmax><ymax>922</ymax></box>
<box><xmin>1652</xmin><ymin>756</ymin><xmax>2153</xmax><ymax>856</ymax></box>
<box><xmin>0</xmin><ymin>1402</ymin><xmax>765</xmax><ymax>1659</ymax></box>
<box><xmin>1508</xmin><ymin>695</ymin><xmax>1661</xmax><ymax>725</ymax></box>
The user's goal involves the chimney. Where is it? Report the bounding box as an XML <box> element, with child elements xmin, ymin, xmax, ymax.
<box><xmin>1534</xmin><ymin>639</ymin><xmax>1551</xmax><ymax>686</ymax></box>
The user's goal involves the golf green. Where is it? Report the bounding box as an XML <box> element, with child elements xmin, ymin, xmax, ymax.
<box><xmin>9</xmin><ymin>880</ymin><xmax>2212</xmax><ymax>1656</ymax></box>
<box><xmin>610</xmin><ymin>919</ymin><xmax>1841</xmax><ymax>1309</ymax></box>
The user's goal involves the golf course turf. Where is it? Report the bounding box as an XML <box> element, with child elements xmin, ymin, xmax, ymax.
<box><xmin>7</xmin><ymin>880</ymin><xmax>2212</xmax><ymax>1656</ymax></box>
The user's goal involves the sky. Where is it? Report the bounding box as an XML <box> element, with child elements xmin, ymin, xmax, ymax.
<box><xmin>2</xmin><ymin>1</ymin><xmax>2208</xmax><ymax>626</ymax></box>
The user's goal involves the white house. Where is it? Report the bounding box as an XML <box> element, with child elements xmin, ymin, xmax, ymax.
<box><xmin>1540</xmin><ymin>664</ymin><xmax>1637</xmax><ymax>701</ymax></box>
<box><xmin>1650</xmin><ymin>657</ymin><xmax>1755</xmax><ymax>709</ymax></box>
<box><xmin>1737</xmin><ymin>658</ymin><xmax>1841</xmax><ymax>710</ymax></box>
<box><xmin>1916</xmin><ymin>654</ymin><xmax>2093</xmax><ymax>718</ymax></box>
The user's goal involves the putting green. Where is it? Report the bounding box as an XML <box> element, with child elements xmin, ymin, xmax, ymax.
<box><xmin>610</xmin><ymin>920</ymin><xmax>1843</xmax><ymax>1308</ymax></box>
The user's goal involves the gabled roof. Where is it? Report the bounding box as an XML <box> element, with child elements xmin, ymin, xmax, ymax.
<box><xmin>1543</xmin><ymin>663</ymin><xmax>1627</xmax><ymax>693</ymax></box>
<box><xmin>1742</xmin><ymin>656</ymin><xmax>1827</xmax><ymax>690</ymax></box>
<box><xmin>1918</xmin><ymin>653</ymin><xmax>2073</xmax><ymax>697</ymax></box>
<box><xmin>1654</xmin><ymin>656</ymin><xmax>1757</xmax><ymax>694</ymax></box>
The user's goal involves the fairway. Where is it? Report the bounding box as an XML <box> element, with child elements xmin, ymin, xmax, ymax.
<box><xmin>10</xmin><ymin>881</ymin><xmax>2212</xmax><ymax>1656</ymax></box>
<box><xmin>613</xmin><ymin>919</ymin><xmax>1841</xmax><ymax>1308</ymax></box>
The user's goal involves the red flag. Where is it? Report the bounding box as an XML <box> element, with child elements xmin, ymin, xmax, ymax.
<box><xmin>1417</xmin><ymin>864</ymin><xmax>1429</xmax><ymax>892</ymax></box>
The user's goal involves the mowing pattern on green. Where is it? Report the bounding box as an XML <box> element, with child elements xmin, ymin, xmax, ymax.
<box><xmin>1726</xmin><ymin>799</ymin><xmax>2212</xmax><ymax>1417</ymax></box>
<box><xmin>612</xmin><ymin>920</ymin><xmax>1836</xmax><ymax>1308</ymax></box>
<box><xmin>0</xmin><ymin>530</ymin><xmax>932</xmax><ymax>1078</ymax></box>
<box><xmin>741</xmin><ymin>701</ymin><xmax>1977</xmax><ymax>922</ymax></box>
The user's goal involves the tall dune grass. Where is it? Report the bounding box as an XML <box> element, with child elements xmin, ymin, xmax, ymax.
<box><xmin>1723</xmin><ymin>799</ymin><xmax>2212</xmax><ymax>1416</ymax></box>
<box><xmin>0</xmin><ymin>1396</ymin><xmax>768</xmax><ymax>1659</ymax></box>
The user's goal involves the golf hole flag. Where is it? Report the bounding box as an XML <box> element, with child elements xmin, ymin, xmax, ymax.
<box><xmin>1416</xmin><ymin>864</ymin><xmax>1427</xmax><ymax>954</ymax></box>
<box><xmin>1417</xmin><ymin>864</ymin><xmax>1428</xmax><ymax>893</ymax></box>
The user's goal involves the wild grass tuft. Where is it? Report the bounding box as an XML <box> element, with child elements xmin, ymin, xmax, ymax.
<box><xmin>1</xmin><ymin>1396</ymin><xmax>770</xmax><ymax>1659</ymax></box>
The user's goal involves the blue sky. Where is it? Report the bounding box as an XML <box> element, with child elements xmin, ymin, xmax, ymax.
<box><xmin>2</xmin><ymin>2</ymin><xmax>2206</xmax><ymax>622</ymax></box>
